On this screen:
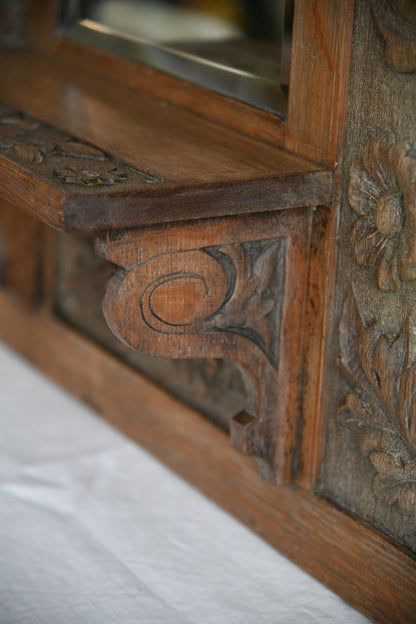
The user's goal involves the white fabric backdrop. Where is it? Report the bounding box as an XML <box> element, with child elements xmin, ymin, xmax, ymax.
<box><xmin>0</xmin><ymin>342</ymin><xmax>370</xmax><ymax>623</ymax></box>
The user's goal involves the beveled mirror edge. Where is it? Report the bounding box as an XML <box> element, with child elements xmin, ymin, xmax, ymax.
<box><xmin>59</xmin><ymin>2</ymin><xmax>289</xmax><ymax>117</ymax></box>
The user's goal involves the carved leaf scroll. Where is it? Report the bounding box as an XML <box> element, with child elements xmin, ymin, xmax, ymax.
<box><xmin>105</xmin><ymin>239</ymin><xmax>285</xmax><ymax>367</ymax></box>
<box><xmin>338</xmin><ymin>290</ymin><xmax>416</xmax><ymax>512</ymax></box>
<box><xmin>209</xmin><ymin>239</ymin><xmax>285</xmax><ymax>366</ymax></box>
<box><xmin>103</xmin><ymin>237</ymin><xmax>287</xmax><ymax>479</ymax></box>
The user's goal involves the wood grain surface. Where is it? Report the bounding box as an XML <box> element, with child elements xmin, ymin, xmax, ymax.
<box><xmin>2</xmin><ymin>2</ymin><xmax>415</xmax><ymax>622</ymax></box>
<box><xmin>285</xmin><ymin>0</ymin><xmax>355</xmax><ymax>166</ymax></box>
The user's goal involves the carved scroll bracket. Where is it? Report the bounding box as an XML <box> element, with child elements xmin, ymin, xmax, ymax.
<box><xmin>95</xmin><ymin>210</ymin><xmax>316</xmax><ymax>484</ymax></box>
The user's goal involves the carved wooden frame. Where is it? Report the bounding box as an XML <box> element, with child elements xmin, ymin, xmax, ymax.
<box><xmin>4</xmin><ymin>1</ymin><xmax>416</xmax><ymax>622</ymax></box>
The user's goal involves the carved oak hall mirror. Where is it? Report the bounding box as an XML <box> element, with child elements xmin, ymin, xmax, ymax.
<box><xmin>0</xmin><ymin>1</ymin><xmax>416</xmax><ymax>622</ymax></box>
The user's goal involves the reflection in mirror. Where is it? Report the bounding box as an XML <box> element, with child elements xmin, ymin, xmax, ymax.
<box><xmin>61</xmin><ymin>1</ymin><xmax>293</xmax><ymax>117</ymax></box>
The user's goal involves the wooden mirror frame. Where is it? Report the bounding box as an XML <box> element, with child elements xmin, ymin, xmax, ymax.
<box><xmin>1</xmin><ymin>1</ymin><xmax>416</xmax><ymax>622</ymax></box>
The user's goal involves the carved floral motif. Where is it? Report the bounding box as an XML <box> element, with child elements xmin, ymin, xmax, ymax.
<box><xmin>0</xmin><ymin>105</ymin><xmax>160</xmax><ymax>187</ymax></box>
<box><xmin>338</xmin><ymin>290</ymin><xmax>416</xmax><ymax>513</ymax></box>
<box><xmin>53</xmin><ymin>165</ymin><xmax>127</xmax><ymax>186</ymax></box>
<box><xmin>349</xmin><ymin>134</ymin><xmax>416</xmax><ymax>291</ymax></box>
<box><xmin>371</xmin><ymin>0</ymin><xmax>416</xmax><ymax>72</ymax></box>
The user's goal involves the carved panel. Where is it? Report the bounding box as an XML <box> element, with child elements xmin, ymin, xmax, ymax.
<box><xmin>349</xmin><ymin>134</ymin><xmax>416</xmax><ymax>291</ymax></box>
<box><xmin>321</xmin><ymin>0</ymin><xmax>416</xmax><ymax>554</ymax></box>
<box><xmin>335</xmin><ymin>134</ymin><xmax>416</xmax><ymax>538</ymax></box>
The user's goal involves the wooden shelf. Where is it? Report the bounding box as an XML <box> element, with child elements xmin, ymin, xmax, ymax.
<box><xmin>0</xmin><ymin>49</ymin><xmax>332</xmax><ymax>232</ymax></box>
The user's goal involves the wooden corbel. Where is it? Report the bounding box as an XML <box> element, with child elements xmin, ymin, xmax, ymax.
<box><xmin>95</xmin><ymin>207</ymin><xmax>321</xmax><ymax>484</ymax></box>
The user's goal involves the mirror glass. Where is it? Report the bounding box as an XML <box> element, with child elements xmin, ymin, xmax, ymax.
<box><xmin>61</xmin><ymin>0</ymin><xmax>292</xmax><ymax>117</ymax></box>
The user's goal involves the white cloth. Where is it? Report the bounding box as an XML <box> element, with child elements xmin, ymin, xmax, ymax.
<box><xmin>0</xmin><ymin>341</ymin><xmax>370</xmax><ymax>623</ymax></box>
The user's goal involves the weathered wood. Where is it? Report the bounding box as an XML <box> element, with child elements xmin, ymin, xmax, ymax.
<box><xmin>0</xmin><ymin>290</ymin><xmax>415</xmax><ymax>624</ymax></box>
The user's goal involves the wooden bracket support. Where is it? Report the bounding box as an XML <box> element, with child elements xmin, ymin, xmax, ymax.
<box><xmin>95</xmin><ymin>207</ymin><xmax>320</xmax><ymax>484</ymax></box>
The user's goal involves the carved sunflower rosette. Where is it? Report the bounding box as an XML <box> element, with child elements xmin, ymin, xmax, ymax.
<box><xmin>349</xmin><ymin>134</ymin><xmax>416</xmax><ymax>291</ymax></box>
